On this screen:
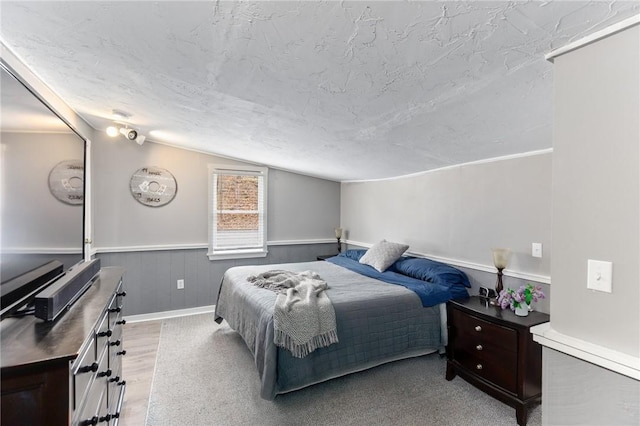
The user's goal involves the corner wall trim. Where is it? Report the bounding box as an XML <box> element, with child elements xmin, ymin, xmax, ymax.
<box><xmin>124</xmin><ymin>305</ymin><xmax>216</xmax><ymax>323</ymax></box>
<box><xmin>545</xmin><ymin>14</ymin><xmax>640</xmax><ymax>62</ymax></box>
<box><xmin>531</xmin><ymin>323</ymin><xmax>640</xmax><ymax>381</ymax></box>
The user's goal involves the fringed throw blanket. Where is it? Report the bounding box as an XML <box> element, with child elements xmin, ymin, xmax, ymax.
<box><xmin>247</xmin><ymin>270</ymin><xmax>338</xmax><ymax>358</ymax></box>
<box><xmin>247</xmin><ymin>269</ymin><xmax>321</xmax><ymax>293</ymax></box>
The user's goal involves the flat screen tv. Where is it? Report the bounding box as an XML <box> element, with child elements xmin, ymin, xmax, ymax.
<box><xmin>0</xmin><ymin>61</ymin><xmax>87</xmax><ymax>318</ymax></box>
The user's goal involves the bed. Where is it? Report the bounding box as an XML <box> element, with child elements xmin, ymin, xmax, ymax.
<box><xmin>214</xmin><ymin>249</ymin><xmax>470</xmax><ymax>400</ymax></box>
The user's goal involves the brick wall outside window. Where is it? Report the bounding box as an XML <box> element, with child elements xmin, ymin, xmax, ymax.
<box><xmin>216</xmin><ymin>175</ymin><xmax>259</xmax><ymax>231</ymax></box>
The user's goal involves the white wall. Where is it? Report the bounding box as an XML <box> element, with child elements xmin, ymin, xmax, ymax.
<box><xmin>550</xmin><ymin>25</ymin><xmax>639</xmax><ymax>357</ymax></box>
<box><xmin>341</xmin><ymin>152</ymin><xmax>552</xmax><ymax>283</ymax></box>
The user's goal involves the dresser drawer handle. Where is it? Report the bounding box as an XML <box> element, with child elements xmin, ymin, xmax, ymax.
<box><xmin>117</xmin><ymin>291</ymin><xmax>127</xmax><ymax>297</ymax></box>
<box><xmin>474</xmin><ymin>325</ymin><xmax>482</xmax><ymax>332</ymax></box>
<box><xmin>97</xmin><ymin>329</ymin><xmax>112</xmax><ymax>338</ymax></box>
<box><xmin>110</xmin><ymin>340</ymin><xmax>121</xmax><ymax>347</ymax></box>
<box><xmin>476</xmin><ymin>364</ymin><xmax>483</xmax><ymax>370</ymax></box>
<box><xmin>78</xmin><ymin>362</ymin><xmax>99</xmax><ymax>374</ymax></box>
<box><xmin>97</xmin><ymin>369</ymin><xmax>112</xmax><ymax>378</ymax></box>
<box><xmin>80</xmin><ymin>416</ymin><xmax>99</xmax><ymax>426</ymax></box>
<box><xmin>476</xmin><ymin>344</ymin><xmax>483</xmax><ymax>351</ymax></box>
<box><xmin>116</xmin><ymin>319</ymin><xmax>127</xmax><ymax>325</ymax></box>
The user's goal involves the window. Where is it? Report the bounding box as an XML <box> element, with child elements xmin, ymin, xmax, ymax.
<box><xmin>208</xmin><ymin>164</ymin><xmax>268</xmax><ymax>260</ymax></box>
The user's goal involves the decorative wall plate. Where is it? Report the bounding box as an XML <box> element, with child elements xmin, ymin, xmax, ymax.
<box><xmin>130</xmin><ymin>166</ymin><xmax>177</xmax><ymax>207</ymax></box>
<box><xmin>48</xmin><ymin>159</ymin><xmax>84</xmax><ymax>205</ymax></box>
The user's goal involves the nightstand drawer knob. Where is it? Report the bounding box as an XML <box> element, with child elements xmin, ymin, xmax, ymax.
<box><xmin>476</xmin><ymin>344</ymin><xmax>483</xmax><ymax>351</ymax></box>
<box><xmin>474</xmin><ymin>325</ymin><xmax>482</xmax><ymax>332</ymax></box>
<box><xmin>476</xmin><ymin>364</ymin><xmax>483</xmax><ymax>370</ymax></box>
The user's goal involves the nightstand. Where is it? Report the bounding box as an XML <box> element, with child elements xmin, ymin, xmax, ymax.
<box><xmin>316</xmin><ymin>254</ymin><xmax>337</xmax><ymax>261</ymax></box>
<box><xmin>446</xmin><ymin>296</ymin><xmax>550</xmax><ymax>426</ymax></box>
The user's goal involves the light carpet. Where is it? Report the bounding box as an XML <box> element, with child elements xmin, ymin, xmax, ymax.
<box><xmin>146</xmin><ymin>313</ymin><xmax>541</xmax><ymax>426</ymax></box>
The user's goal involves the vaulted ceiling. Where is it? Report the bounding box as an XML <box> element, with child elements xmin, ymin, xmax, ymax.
<box><xmin>1</xmin><ymin>1</ymin><xmax>638</xmax><ymax>181</ymax></box>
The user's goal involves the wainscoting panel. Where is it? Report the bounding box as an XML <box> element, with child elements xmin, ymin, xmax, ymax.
<box><xmin>542</xmin><ymin>347</ymin><xmax>639</xmax><ymax>424</ymax></box>
<box><xmin>97</xmin><ymin>243</ymin><xmax>337</xmax><ymax>315</ymax></box>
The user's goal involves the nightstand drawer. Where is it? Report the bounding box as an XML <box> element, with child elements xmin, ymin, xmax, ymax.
<box><xmin>455</xmin><ymin>350</ymin><xmax>518</xmax><ymax>393</ymax></box>
<box><xmin>453</xmin><ymin>344</ymin><xmax>517</xmax><ymax>393</ymax></box>
<box><xmin>450</xmin><ymin>308</ymin><xmax>517</xmax><ymax>352</ymax></box>
<box><xmin>450</xmin><ymin>308</ymin><xmax>518</xmax><ymax>392</ymax></box>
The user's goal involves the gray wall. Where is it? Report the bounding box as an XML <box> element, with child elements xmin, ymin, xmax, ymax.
<box><xmin>98</xmin><ymin>244</ymin><xmax>336</xmax><ymax>316</ymax></box>
<box><xmin>341</xmin><ymin>152</ymin><xmax>552</xmax><ymax>311</ymax></box>
<box><xmin>2</xmin><ymin>132</ymin><xmax>84</xmax><ymax>250</ymax></box>
<box><xmin>551</xmin><ymin>25</ymin><xmax>639</xmax><ymax>357</ymax></box>
<box><xmin>91</xmin><ymin>133</ymin><xmax>341</xmax><ymax>314</ymax></box>
<box><xmin>539</xmin><ymin>24</ymin><xmax>640</xmax><ymax>424</ymax></box>
<box><xmin>1</xmin><ymin>131</ymin><xmax>85</xmax><ymax>281</ymax></box>
<box><xmin>542</xmin><ymin>348</ymin><xmax>639</xmax><ymax>425</ymax></box>
<box><xmin>92</xmin><ymin>135</ymin><xmax>340</xmax><ymax>248</ymax></box>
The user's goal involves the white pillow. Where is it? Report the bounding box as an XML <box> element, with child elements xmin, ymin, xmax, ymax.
<box><xmin>359</xmin><ymin>240</ymin><xmax>409</xmax><ymax>272</ymax></box>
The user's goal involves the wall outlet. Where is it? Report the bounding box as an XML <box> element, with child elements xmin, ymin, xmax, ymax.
<box><xmin>177</xmin><ymin>279</ymin><xmax>184</xmax><ymax>289</ymax></box>
<box><xmin>532</xmin><ymin>243</ymin><xmax>543</xmax><ymax>258</ymax></box>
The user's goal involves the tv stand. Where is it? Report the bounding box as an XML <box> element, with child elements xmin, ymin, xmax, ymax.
<box><xmin>0</xmin><ymin>267</ymin><xmax>127</xmax><ymax>425</ymax></box>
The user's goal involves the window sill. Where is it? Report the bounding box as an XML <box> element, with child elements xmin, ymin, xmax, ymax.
<box><xmin>207</xmin><ymin>249</ymin><xmax>268</xmax><ymax>261</ymax></box>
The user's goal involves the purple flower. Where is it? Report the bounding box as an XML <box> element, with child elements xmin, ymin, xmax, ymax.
<box><xmin>496</xmin><ymin>283</ymin><xmax>545</xmax><ymax>312</ymax></box>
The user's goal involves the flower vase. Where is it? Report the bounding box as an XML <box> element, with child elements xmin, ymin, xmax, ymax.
<box><xmin>515</xmin><ymin>304</ymin><xmax>529</xmax><ymax>317</ymax></box>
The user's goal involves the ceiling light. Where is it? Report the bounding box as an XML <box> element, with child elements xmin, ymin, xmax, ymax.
<box><xmin>106</xmin><ymin>126</ymin><xmax>119</xmax><ymax>137</ymax></box>
<box><xmin>120</xmin><ymin>127</ymin><xmax>138</xmax><ymax>140</ymax></box>
<box><xmin>105</xmin><ymin>123</ymin><xmax>146</xmax><ymax>145</ymax></box>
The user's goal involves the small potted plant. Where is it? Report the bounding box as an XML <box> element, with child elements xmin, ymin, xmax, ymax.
<box><xmin>497</xmin><ymin>283</ymin><xmax>545</xmax><ymax>316</ymax></box>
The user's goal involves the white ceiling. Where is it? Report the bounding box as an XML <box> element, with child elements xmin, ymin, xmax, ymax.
<box><xmin>1</xmin><ymin>1</ymin><xmax>638</xmax><ymax>181</ymax></box>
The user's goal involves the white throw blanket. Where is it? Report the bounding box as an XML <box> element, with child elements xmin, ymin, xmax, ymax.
<box><xmin>248</xmin><ymin>270</ymin><xmax>338</xmax><ymax>358</ymax></box>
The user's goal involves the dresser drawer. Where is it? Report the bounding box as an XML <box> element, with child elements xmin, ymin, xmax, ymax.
<box><xmin>73</xmin><ymin>344</ymin><xmax>109</xmax><ymax>425</ymax></box>
<box><xmin>72</xmin><ymin>337</ymin><xmax>97</xmax><ymax>410</ymax></box>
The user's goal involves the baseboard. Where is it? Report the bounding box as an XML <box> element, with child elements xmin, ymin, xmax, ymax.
<box><xmin>124</xmin><ymin>305</ymin><xmax>216</xmax><ymax>323</ymax></box>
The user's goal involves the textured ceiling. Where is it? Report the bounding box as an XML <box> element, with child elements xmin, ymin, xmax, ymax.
<box><xmin>1</xmin><ymin>1</ymin><xmax>638</xmax><ymax>181</ymax></box>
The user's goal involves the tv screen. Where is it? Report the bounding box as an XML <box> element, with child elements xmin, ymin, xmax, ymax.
<box><xmin>0</xmin><ymin>63</ymin><xmax>86</xmax><ymax>313</ymax></box>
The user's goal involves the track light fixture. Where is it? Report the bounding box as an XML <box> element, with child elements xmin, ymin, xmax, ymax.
<box><xmin>106</xmin><ymin>124</ymin><xmax>146</xmax><ymax>145</ymax></box>
<box><xmin>120</xmin><ymin>127</ymin><xmax>138</xmax><ymax>140</ymax></box>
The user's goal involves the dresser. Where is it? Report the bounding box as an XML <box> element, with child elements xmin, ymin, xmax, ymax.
<box><xmin>446</xmin><ymin>296</ymin><xmax>550</xmax><ymax>426</ymax></box>
<box><xmin>1</xmin><ymin>267</ymin><xmax>127</xmax><ymax>425</ymax></box>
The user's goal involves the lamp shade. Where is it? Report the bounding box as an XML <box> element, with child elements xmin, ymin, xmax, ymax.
<box><xmin>491</xmin><ymin>248</ymin><xmax>511</xmax><ymax>269</ymax></box>
<box><xmin>334</xmin><ymin>228</ymin><xmax>343</xmax><ymax>239</ymax></box>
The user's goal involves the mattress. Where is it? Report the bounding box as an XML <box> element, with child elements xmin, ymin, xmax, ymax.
<box><xmin>214</xmin><ymin>260</ymin><xmax>448</xmax><ymax>400</ymax></box>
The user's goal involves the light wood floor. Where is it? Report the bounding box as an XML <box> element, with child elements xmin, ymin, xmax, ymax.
<box><xmin>118</xmin><ymin>320</ymin><xmax>162</xmax><ymax>426</ymax></box>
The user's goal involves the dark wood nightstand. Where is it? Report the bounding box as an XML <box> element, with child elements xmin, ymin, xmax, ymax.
<box><xmin>316</xmin><ymin>254</ymin><xmax>337</xmax><ymax>261</ymax></box>
<box><xmin>446</xmin><ymin>296</ymin><xmax>550</xmax><ymax>426</ymax></box>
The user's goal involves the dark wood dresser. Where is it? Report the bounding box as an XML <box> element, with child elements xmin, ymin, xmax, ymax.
<box><xmin>1</xmin><ymin>267</ymin><xmax>127</xmax><ymax>425</ymax></box>
<box><xmin>446</xmin><ymin>296</ymin><xmax>550</xmax><ymax>426</ymax></box>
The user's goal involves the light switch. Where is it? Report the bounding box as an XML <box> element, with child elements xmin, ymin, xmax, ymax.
<box><xmin>532</xmin><ymin>243</ymin><xmax>543</xmax><ymax>258</ymax></box>
<box><xmin>587</xmin><ymin>260</ymin><xmax>613</xmax><ymax>293</ymax></box>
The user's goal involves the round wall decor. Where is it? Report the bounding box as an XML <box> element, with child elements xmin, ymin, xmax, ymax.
<box><xmin>130</xmin><ymin>166</ymin><xmax>177</xmax><ymax>207</ymax></box>
<box><xmin>48</xmin><ymin>159</ymin><xmax>84</xmax><ymax>205</ymax></box>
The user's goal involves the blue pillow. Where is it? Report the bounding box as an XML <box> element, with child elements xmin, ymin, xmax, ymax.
<box><xmin>389</xmin><ymin>256</ymin><xmax>471</xmax><ymax>288</ymax></box>
<box><xmin>338</xmin><ymin>249</ymin><xmax>367</xmax><ymax>261</ymax></box>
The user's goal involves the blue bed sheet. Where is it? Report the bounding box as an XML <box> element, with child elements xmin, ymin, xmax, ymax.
<box><xmin>327</xmin><ymin>255</ymin><xmax>469</xmax><ymax>307</ymax></box>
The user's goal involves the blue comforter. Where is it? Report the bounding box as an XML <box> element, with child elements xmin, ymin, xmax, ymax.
<box><xmin>327</xmin><ymin>255</ymin><xmax>469</xmax><ymax>307</ymax></box>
